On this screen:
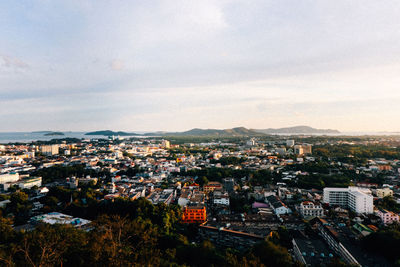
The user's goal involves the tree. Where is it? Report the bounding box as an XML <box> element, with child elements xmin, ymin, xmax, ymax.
<box><xmin>6</xmin><ymin>191</ymin><xmax>31</xmax><ymax>225</ymax></box>
<box><xmin>0</xmin><ymin>217</ymin><xmax>17</xmax><ymax>266</ymax></box>
<box><xmin>250</xmin><ymin>241</ymin><xmax>292</xmax><ymax>267</ymax></box>
<box><xmin>198</xmin><ymin>176</ymin><xmax>209</xmax><ymax>186</ymax></box>
<box><xmin>16</xmin><ymin>224</ymin><xmax>88</xmax><ymax>267</ymax></box>
<box><xmin>89</xmin><ymin>215</ymin><xmax>161</xmax><ymax>266</ymax></box>
<box><xmin>376</xmin><ymin>196</ymin><xmax>400</xmax><ymax>213</ymax></box>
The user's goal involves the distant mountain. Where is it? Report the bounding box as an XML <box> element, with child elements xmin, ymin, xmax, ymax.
<box><xmin>85</xmin><ymin>130</ymin><xmax>139</xmax><ymax>136</ymax></box>
<box><xmin>85</xmin><ymin>126</ymin><xmax>339</xmax><ymax>137</ymax></box>
<box><xmin>146</xmin><ymin>127</ymin><xmax>264</xmax><ymax>137</ymax></box>
<box><xmin>44</xmin><ymin>132</ymin><xmax>64</xmax><ymax>136</ymax></box>
<box><xmin>253</xmin><ymin>126</ymin><xmax>340</xmax><ymax>134</ymax></box>
<box><xmin>32</xmin><ymin>131</ymin><xmax>52</xmax><ymax>134</ymax></box>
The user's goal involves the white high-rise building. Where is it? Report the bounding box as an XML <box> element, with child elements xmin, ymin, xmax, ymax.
<box><xmin>323</xmin><ymin>187</ymin><xmax>373</xmax><ymax>214</ymax></box>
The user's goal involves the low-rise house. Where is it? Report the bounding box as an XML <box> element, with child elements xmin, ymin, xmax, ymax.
<box><xmin>266</xmin><ymin>195</ymin><xmax>291</xmax><ymax>215</ymax></box>
<box><xmin>299</xmin><ymin>201</ymin><xmax>324</xmax><ymax>218</ymax></box>
<box><xmin>30</xmin><ymin>212</ymin><xmax>91</xmax><ymax>230</ymax></box>
<box><xmin>375</xmin><ymin>208</ymin><xmax>400</xmax><ymax>225</ymax></box>
<box><xmin>375</xmin><ymin>188</ymin><xmax>393</xmax><ymax>198</ymax></box>
<box><xmin>203</xmin><ymin>181</ymin><xmax>223</xmax><ymax>193</ymax></box>
<box><xmin>213</xmin><ymin>191</ymin><xmax>230</xmax><ymax>206</ymax></box>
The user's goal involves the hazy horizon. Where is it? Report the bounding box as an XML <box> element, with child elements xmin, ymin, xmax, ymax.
<box><xmin>1</xmin><ymin>125</ymin><xmax>400</xmax><ymax>134</ymax></box>
<box><xmin>1</xmin><ymin>1</ymin><xmax>400</xmax><ymax>132</ymax></box>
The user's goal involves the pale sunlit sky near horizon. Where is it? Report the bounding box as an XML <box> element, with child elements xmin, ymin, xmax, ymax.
<box><xmin>1</xmin><ymin>0</ymin><xmax>400</xmax><ymax>132</ymax></box>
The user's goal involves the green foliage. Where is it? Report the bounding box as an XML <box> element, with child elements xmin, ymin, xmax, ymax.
<box><xmin>210</xmin><ymin>156</ymin><xmax>247</xmax><ymax>166</ymax></box>
<box><xmin>314</xmin><ymin>144</ymin><xmax>400</xmax><ymax>162</ymax></box>
<box><xmin>230</xmin><ymin>193</ymin><xmax>251</xmax><ymax>213</ymax></box>
<box><xmin>250</xmin><ymin>240</ymin><xmax>292</xmax><ymax>267</ymax></box>
<box><xmin>180</xmin><ymin>167</ymin><xmax>278</xmax><ymax>187</ymax></box>
<box><xmin>286</xmin><ymin>161</ymin><xmax>331</xmax><ymax>174</ymax></box>
<box><xmin>5</xmin><ymin>191</ymin><xmax>32</xmax><ymax>225</ymax></box>
<box><xmin>32</xmin><ymin>164</ymin><xmax>110</xmax><ymax>184</ymax></box>
<box><xmin>116</xmin><ymin>166</ymin><xmax>140</xmax><ymax>177</ymax></box>
<box><xmin>376</xmin><ymin>196</ymin><xmax>400</xmax><ymax>213</ymax></box>
<box><xmin>293</xmin><ymin>174</ymin><xmax>351</xmax><ymax>190</ymax></box>
<box><xmin>362</xmin><ymin>223</ymin><xmax>400</xmax><ymax>262</ymax></box>
<box><xmin>198</xmin><ymin>176</ymin><xmax>209</xmax><ymax>186</ymax></box>
<box><xmin>0</xmin><ymin>198</ymin><xmax>295</xmax><ymax>266</ymax></box>
<box><xmin>270</xmin><ymin>227</ymin><xmax>292</xmax><ymax>249</ymax></box>
<box><xmin>0</xmin><ymin>194</ymin><xmax>10</xmax><ymax>201</ymax></box>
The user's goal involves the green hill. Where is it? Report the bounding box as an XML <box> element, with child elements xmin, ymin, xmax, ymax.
<box><xmin>85</xmin><ymin>130</ymin><xmax>139</xmax><ymax>136</ymax></box>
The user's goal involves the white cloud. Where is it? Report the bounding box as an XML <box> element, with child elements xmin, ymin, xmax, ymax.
<box><xmin>0</xmin><ymin>55</ymin><xmax>29</xmax><ymax>70</ymax></box>
<box><xmin>110</xmin><ymin>59</ymin><xmax>124</xmax><ymax>71</ymax></box>
<box><xmin>0</xmin><ymin>1</ymin><xmax>400</xmax><ymax>131</ymax></box>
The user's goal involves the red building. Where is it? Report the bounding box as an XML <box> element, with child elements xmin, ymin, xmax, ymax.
<box><xmin>182</xmin><ymin>205</ymin><xmax>206</xmax><ymax>223</ymax></box>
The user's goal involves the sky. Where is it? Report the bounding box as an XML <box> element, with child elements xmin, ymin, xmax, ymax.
<box><xmin>1</xmin><ymin>0</ymin><xmax>400</xmax><ymax>132</ymax></box>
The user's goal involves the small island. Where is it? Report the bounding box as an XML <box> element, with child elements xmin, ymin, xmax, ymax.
<box><xmin>44</xmin><ymin>132</ymin><xmax>65</xmax><ymax>136</ymax></box>
<box><xmin>85</xmin><ymin>130</ymin><xmax>139</xmax><ymax>136</ymax></box>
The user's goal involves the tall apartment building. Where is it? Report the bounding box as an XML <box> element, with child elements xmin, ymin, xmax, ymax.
<box><xmin>294</xmin><ymin>144</ymin><xmax>312</xmax><ymax>155</ymax></box>
<box><xmin>294</xmin><ymin>145</ymin><xmax>304</xmax><ymax>155</ymax></box>
<box><xmin>161</xmin><ymin>140</ymin><xmax>171</xmax><ymax>149</ymax></box>
<box><xmin>40</xmin><ymin>145</ymin><xmax>59</xmax><ymax>156</ymax></box>
<box><xmin>323</xmin><ymin>187</ymin><xmax>373</xmax><ymax>214</ymax></box>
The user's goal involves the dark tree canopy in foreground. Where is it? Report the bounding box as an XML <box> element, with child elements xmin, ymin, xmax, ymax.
<box><xmin>0</xmin><ymin>198</ymin><xmax>295</xmax><ymax>267</ymax></box>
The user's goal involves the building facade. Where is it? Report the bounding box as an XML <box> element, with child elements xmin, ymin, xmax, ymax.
<box><xmin>375</xmin><ymin>208</ymin><xmax>400</xmax><ymax>225</ymax></box>
<box><xmin>323</xmin><ymin>187</ymin><xmax>373</xmax><ymax>214</ymax></box>
<box><xmin>294</xmin><ymin>144</ymin><xmax>312</xmax><ymax>155</ymax></box>
<box><xmin>40</xmin><ymin>145</ymin><xmax>59</xmax><ymax>156</ymax></box>
<box><xmin>182</xmin><ymin>205</ymin><xmax>207</xmax><ymax>223</ymax></box>
<box><xmin>18</xmin><ymin>177</ymin><xmax>42</xmax><ymax>189</ymax></box>
<box><xmin>375</xmin><ymin>188</ymin><xmax>393</xmax><ymax>198</ymax></box>
<box><xmin>203</xmin><ymin>181</ymin><xmax>223</xmax><ymax>193</ymax></box>
<box><xmin>299</xmin><ymin>201</ymin><xmax>324</xmax><ymax>218</ymax></box>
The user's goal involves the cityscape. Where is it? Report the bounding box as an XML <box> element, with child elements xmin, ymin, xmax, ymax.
<box><xmin>2</xmin><ymin>1</ymin><xmax>400</xmax><ymax>266</ymax></box>
<box><xmin>1</xmin><ymin>133</ymin><xmax>400</xmax><ymax>266</ymax></box>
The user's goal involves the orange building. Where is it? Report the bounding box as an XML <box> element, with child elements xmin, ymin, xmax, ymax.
<box><xmin>378</xmin><ymin>165</ymin><xmax>392</xmax><ymax>171</ymax></box>
<box><xmin>182</xmin><ymin>205</ymin><xmax>207</xmax><ymax>223</ymax></box>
